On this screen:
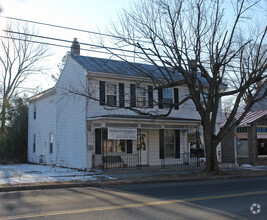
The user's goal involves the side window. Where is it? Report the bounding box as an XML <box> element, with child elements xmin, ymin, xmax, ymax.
<box><xmin>49</xmin><ymin>133</ymin><xmax>54</xmax><ymax>154</ymax></box>
<box><xmin>33</xmin><ymin>104</ymin><xmax>37</xmax><ymax>119</ymax></box>
<box><xmin>33</xmin><ymin>134</ymin><xmax>36</xmax><ymax>153</ymax></box>
<box><xmin>106</xmin><ymin>83</ymin><xmax>117</xmax><ymax>106</ymax></box>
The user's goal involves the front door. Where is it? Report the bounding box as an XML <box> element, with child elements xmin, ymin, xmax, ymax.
<box><xmin>137</xmin><ymin>133</ymin><xmax>148</xmax><ymax>165</ymax></box>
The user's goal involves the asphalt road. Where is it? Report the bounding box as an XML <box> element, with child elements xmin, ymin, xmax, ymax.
<box><xmin>0</xmin><ymin>177</ymin><xmax>266</xmax><ymax>220</ymax></box>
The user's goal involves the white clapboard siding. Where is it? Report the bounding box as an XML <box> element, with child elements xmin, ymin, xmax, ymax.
<box><xmin>55</xmin><ymin>57</ymin><xmax>87</xmax><ymax>169</ymax></box>
<box><xmin>28</xmin><ymin>93</ymin><xmax>56</xmax><ymax>165</ymax></box>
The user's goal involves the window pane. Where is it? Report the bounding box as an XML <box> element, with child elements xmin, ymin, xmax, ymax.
<box><xmin>103</xmin><ymin>140</ymin><xmax>113</xmax><ymax>153</ymax></box>
<box><xmin>137</xmin><ymin>97</ymin><xmax>146</xmax><ymax>107</ymax></box>
<box><xmin>107</xmin><ymin>84</ymin><xmax>117</xmax><ymax>95</ymax></box>
<box><xmin>163</xmin><ymin>88</ymin><xmax>173</xmax><ymax>98</ymax></box>
<box><xmin>136</xmin><ymin>87</ymin><xmax>146</xmax><ymax>107</ymax></box>
<box><xmin>164</xmin><ymin>130</ymin><xmax>174</xmax><ymax>157</ymax></box>
<box><xmin>257</xmin><ymin>139</ymin><xmax>267</xmax><ymax>156</ymax></box>
<box><xmin>107</xmin><ymin>95</ymin><xmax>117</xmax><ymax>106</ymax></box>
<box><xmin>115</xmin><ymin>140</ymin><xmax>126</xmax><ymax>152</ymax></box>
<box><xmin>163</xmin><ymin>88</ymin><xmax>173</xmax><ymax>108</ymax></box>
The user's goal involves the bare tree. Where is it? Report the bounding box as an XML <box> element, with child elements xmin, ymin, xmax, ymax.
<box><xmin>0</xmin><ymin>22</ymin><xmax>50</xmax><ymax>135</ymax></box>
<box><xmin>65</xmin><ymin>0</ymin><xmax>266</xmax><ymax>172</ymax></box>
<box><xmin>101</xmin><ymin>0</ymin><xmax>266</xmax><ymax>172</ymax></box>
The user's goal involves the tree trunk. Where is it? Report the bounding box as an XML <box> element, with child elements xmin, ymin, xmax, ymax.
<box><xmin>1</xmin><ymin>96</ymin><xmax>8</xmax><ymax>136</ymax></box>
<box><xmin>204</xmin><ymin>131</ymin><xmax>219</xmax><ymax>173</ymax></box>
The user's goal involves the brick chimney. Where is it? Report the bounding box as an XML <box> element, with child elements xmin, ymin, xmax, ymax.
<box><xmin>71</xmin><ymin>38</ymin><xmax>80</xmax><ymax>55</ymax></box>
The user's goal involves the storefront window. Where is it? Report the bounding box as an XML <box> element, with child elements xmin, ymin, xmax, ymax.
<box><xmin>103</xmin><ymin>139</ymin><xmax>127</xmax><ymax>153</ymax></box>
<box><xmin>103</xmin><ymin>140</ymin><xmax>113</xmax><ymax>153</ymax></box>
<box><xmin>257</xmin><ymin>139</ymin><xmax>267</xmax><ymax>156</ymax></box>
<box><xmin>115</xmin><ymin>140</ymin><xmax>126</xmax><ymax>152</ymax></box>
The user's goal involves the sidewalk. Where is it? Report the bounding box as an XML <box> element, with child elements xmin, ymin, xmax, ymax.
<box><xmin>1</xmin><ymin>164</ymin><xmax>267</xmax><ymax>192</ymax></box>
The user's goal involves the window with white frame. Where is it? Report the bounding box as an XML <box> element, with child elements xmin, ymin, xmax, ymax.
<box><xmin>136</xmin><ymin>86</ymin><xmax>146</xmax><ymax>107</ymax></box>
<box><xmin>106</xmin><ymin>83</ymin><xmax>117</xmax><ymax>106</ymax></box>
<box><xmin>103</xmin><ymin>140</ymin><xmax>126</xmax><ymax>153</ymax></box>
<box><xmin>163</xmin><ymin>88</ymin><xmax>173</xmax><ymax>108</ymax></box>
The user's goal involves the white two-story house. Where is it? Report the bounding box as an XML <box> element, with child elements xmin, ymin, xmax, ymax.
<box><xmin>28</xmin><ymin>39</ymin><xmax>222</xmax><ymax>170</ymax></box>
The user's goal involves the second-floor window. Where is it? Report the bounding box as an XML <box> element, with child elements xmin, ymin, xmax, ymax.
<box><xmin>100</xmin><ymin>81</ymin><xmax>124</xmax><ymax>107</ymax></box>
<box><xmin>130</xmin><ymin>84</ymin><xmax>153</xmax><ymax>108</ymax></box>
<box><xmin>106</xmin><ymin>83</ymin><xmax>117</xmax><ymax>106</ymax></box>
<box><xmin>158</xmin><ymin>87</ymin><xmax>179</xmax><ymax>110</ymax></box>
<box><xmin>163</xmin><ymin>88</ymin><xmax>173</xmax><ymax>108</ymax></box>
<box><xmin>136</xmin><ymin>86</ymin><xmax>146</xmax><ymax>107</ymax></box>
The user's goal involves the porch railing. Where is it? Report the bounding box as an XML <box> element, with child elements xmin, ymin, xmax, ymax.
<box><xmin>161</xmin><ymin>153</ymin><xmax>190</xmax><ymax>168</ymax></box>
<box><xmin>102</xmin><ymin>154</ymin><xmax>139</xmax><ymax>169</ymax></box>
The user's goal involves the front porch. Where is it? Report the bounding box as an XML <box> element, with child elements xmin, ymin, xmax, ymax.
<box><xmin>87</xmin><ymin>115</ymin><xmax>203</xmax><ymax>170</ymax></box>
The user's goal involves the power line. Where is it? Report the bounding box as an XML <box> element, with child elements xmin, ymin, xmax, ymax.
<box><xmin>1</xmin><ymin>16</ymin><xmax>122</xmax><ymax>40</ymax></box>
<box><xmin>1</xmin><ymin>34</ymin><xmax>259</xmax><ymax>73</ymax></box>
<box><xmin>3</xmin><ymin>30</ymin><xmax>160</xmax><ymax>58</ymax></box>
<box><xmin>0</xmin><ymin>36</ymin><xmax>143</xmax><ymax>60</ymax></box>
<box><xmin>1</xmin><ymin>18</ymin><xmax>264</xmax><ymax>71</ymax></box>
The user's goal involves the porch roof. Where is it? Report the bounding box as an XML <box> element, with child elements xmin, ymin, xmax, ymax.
<box><xmin>87</xmin><ymin>114</ymin><xmax>201</xmax><ymax>130</ymax></box>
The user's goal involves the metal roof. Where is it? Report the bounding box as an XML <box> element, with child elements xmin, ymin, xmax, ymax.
<box><xmin>235</xmin><ymin>110</ymin><xmax>267</xmax><ymax>126</ymax></box>
<box><xmin>71</xmin><ymin>54</ymin><xmax>184</xmax><ymax>80</ymax></box>
<box><xmin>222</xmin><ymin>110</ymin><xmax>267</xmax><ymax>127</ymax></box>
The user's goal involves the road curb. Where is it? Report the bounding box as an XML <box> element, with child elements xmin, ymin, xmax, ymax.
<box><xmin>1</xmin><ymin>171</ymin><xmax>267</xmax><ymax>192</ymax></box>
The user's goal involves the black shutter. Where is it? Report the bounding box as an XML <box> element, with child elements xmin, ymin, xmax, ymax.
<box><xmin>159</xmin><ymin>129</ymin><xmax>164</xmax><ymax>159</ymax></box>
<box><xmin>99</xmin><ymin>81</ymin><xmax>105</xmax><ymax>105</ymax></box>
<box><xmin>148</xmin><ymin>85</ymin><xmax>153</xmax><ymax>108</ymax></box>
<box><xmin>127</xmin><ymin>140</ymin><xmax>133</xmax><ymax>153</ymax></box>
<box><xmin>174</xmin><ymin>88</ymin><xmax>179</xmax><ymax>110</ymax></box>
<box><xmin>130</xmin><ymin>84</ymin><xmax>136</xmax><ymax>107</ymax></box>
<box><xmin>158</xmin><ymin>88</ymin><xmax>163</xmax><ymax>109</ymax></box>
<box><xmin>119</xmin><ymin>83</ymin><xmax>125</xmax><ymax>107</ymax></box>
<box><xmin>95</xmin><ymin>129</ymin><xmax>101</xmax><ymax>154</ymax></box>
<box><xmin>175</xmin><ymin>130</ymin><xmax>180</xmax><ymax>158</ymax></box>
<box><xmin>102</xmin><ymin>129</ymin><xmax>107</xmax><ymax>141</ymax></box>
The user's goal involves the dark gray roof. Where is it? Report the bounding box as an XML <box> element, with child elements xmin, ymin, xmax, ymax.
<box><xmin>71</xmin><ymin>54</ymin><xmax>183</xmax><ymax>79</ymax></box>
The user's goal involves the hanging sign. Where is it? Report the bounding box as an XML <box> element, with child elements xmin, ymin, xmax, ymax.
<box><xmin>108</xmin><ymin>128</ymin><xmax>137</xmax><ymax>140</ymax></box>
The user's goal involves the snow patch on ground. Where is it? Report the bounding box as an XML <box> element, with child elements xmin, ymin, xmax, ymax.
<box><xmin>0</xmin><ymin>164</ymin><xmax>114</xmax><ymax>185</ymax></box>
<box><xmin>241</xmin><ymin>164</ymin><xmax>267</xmax><ymax>169</ymax></box>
